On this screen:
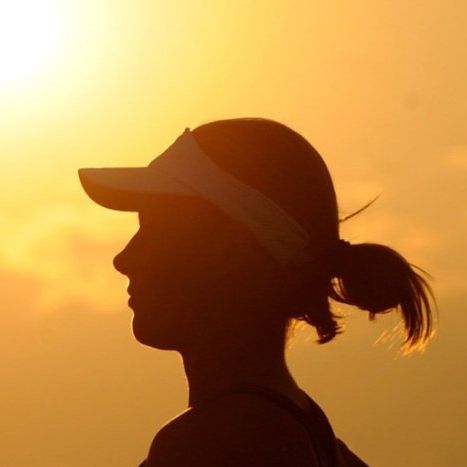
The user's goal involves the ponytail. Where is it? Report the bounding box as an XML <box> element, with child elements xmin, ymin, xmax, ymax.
<box><xmin>290</xmin><ymin>195</ymin><xmax>437</xmax><ymax>355</ymax></box>
<box><xmin>329</xmin><ymin>242</ymin><xmax>437</xmax><ymax>354</ymax></box>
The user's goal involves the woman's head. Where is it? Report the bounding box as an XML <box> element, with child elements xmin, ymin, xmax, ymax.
<box><xmin>114</xmin><ymin>196</ymin><xmax>297</xmax><ymax>352</ymax></box>
<box><xmin>112</xmin><ymin>117</ymin><xmax>437</xmax><ymax>354</ymax></box>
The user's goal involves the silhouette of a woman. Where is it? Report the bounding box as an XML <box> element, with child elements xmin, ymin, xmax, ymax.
<box><xmin>79</xmin><ymin>118</ymin><xmax>436</xmax><ymax>466</ymax></box>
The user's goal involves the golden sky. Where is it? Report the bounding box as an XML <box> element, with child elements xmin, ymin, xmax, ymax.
<box><xmin>1</xmin><ymin>1</ymin><xmax>466</xmax><ymax>465</ymax></box>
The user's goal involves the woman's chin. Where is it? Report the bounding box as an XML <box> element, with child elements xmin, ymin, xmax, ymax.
<box><xmin>131</xmin><ymin>314</ymin><xmax>181</xmax><ymax>350</ymax></box>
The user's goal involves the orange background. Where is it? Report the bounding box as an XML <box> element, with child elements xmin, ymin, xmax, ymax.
<box><xmin>1</xmin><ymin>1</ymin><xmax>465</xmax><ymax>465</ymax></box>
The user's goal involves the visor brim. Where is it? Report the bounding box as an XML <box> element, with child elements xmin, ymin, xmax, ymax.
<box><xmin>78</xmin><ymin>167</ymin><xmax>197</xmax><ymax>212</ymax></box>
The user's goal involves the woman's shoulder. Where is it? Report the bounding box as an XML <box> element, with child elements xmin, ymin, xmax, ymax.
<box><xmin>145</xmin><ymin>391</ymin><xmax>319</xmax><ymax>466</ymax></box>
<box><xmin>335</xmin><ymin>438</ymin><xmax>370</xmax><ymax>467</ymax></box>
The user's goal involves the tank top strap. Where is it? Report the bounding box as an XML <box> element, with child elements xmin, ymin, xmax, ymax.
<box><xmin>200</xmin><ymin>383</ymin><xmax>339</xmax><ymax>467</ymax></box>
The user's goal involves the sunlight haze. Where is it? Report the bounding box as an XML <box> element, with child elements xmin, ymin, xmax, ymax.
<box><xmin>0</xmin><ymin>0</ymin><xmax>61</xmax><ymax>82</ymax></box>
<box><xmin>1</xmin><ymin>1</ymin><xmax>465</xmax><ymax>466</ymax></box>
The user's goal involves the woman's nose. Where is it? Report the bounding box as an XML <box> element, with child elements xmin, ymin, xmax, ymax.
<box><xmin>113</xmin><ymin>230</ymin><xmax>143</xmax><ymax>275</ymax></box>
<box><xmin>113</xmin><ymin>247</ymin><xmax>130</xmax><ymax>275</ymax></box>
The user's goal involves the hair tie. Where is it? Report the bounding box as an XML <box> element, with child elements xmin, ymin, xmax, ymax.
<box><xmin>330</xmin><ymin>239</ymin><xmax>352</xmax><ymax>278</ymax></box>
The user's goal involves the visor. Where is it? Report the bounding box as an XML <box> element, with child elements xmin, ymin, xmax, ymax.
<box><xmin>78</xmin><ymin>127</ymin><xmax>312</xmax><ymax>266</ymax></box>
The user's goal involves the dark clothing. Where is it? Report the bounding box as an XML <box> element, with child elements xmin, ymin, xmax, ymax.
<box><xmin>138</xmin><ymin>385</ymin><xmax>369</xmax><ymax>466</ymax></box>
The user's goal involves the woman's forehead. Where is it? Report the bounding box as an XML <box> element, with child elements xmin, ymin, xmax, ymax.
<box><xmin>138</xmin><ymin>206</ymin><xmax>174</xmax><ymax>224</ymax></box>
<box><xmin>137</xmin><ymin>196</ymin><xmax>192</xmax><ymax>217</ymax></box>
<box><xmin>137</xmin><ymin>196</ymin><xmax>218</xmax><ymax>225</ymax></box>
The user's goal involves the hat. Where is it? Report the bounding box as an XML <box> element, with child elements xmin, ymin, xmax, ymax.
<box><xmin>78</xmin><ymin>127</ymin><xmax>312</xmax><ymax>266</ymax></box>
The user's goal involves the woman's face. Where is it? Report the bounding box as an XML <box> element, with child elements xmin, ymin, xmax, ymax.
<box><xmin>113</xmin><ymin>196</ymin><xmax>248</xmax><ymax>350</ymax></box>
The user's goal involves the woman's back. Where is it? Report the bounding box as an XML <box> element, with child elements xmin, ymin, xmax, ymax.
<box><xmin>139</xmin><ymin>385</ymin><xmax>369</xmax><ymax>466</ymax></box>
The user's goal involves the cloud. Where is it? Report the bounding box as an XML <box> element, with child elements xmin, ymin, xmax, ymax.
<box><xmin>0</xmin><ymin>203</ymin><xmax>134</xmax><ymax>314</ymax></box>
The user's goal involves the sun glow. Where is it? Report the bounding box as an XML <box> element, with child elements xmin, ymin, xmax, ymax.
<box><xmin>0</xmin><ymin>0</ymin><xmax>60</xmax><ymax>82</ymax></box>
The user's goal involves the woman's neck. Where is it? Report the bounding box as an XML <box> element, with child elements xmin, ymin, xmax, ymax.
<box><xmin>180</xmin><ymin>329</ymin><xmax>304</xmax><ymax>410</ymax></box>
